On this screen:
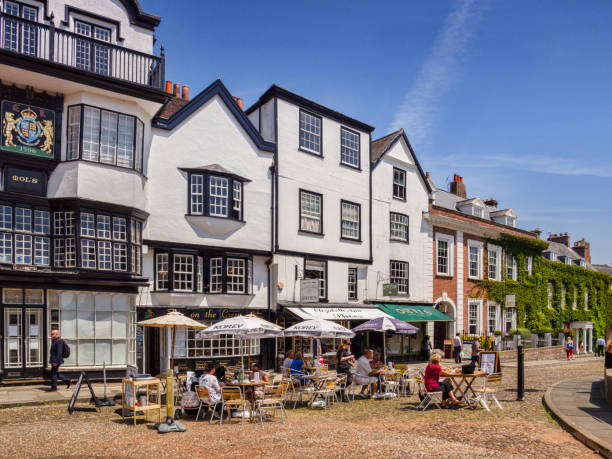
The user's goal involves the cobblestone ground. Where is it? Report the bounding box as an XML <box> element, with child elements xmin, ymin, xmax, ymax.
<box><xmin>0</xmin><ymin>360</ymin><xmax>604</xmax><ymax>458</ymax></box>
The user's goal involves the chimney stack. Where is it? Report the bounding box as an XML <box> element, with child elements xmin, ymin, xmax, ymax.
<box><xmin>233</xmin><ymin>96</ymin><xmax>244</xmax><ymax>110</ymax></box>
<box><xmin>548</xmin><ymin>232</ymin><xmax>570</xmax><ymax>247</ymax></box>
<box><xmin>573</xmin><ymin>238</ymin><xmax>591</xmax><ymax>263</ymax></box>
<box><xmin>165</xmin><ymin>80</ymin><xmax>173</xmax><ymax>94</ymax></box>
<box><xmin>425</xmin><ymin>171</ymin><xmax>431</xmax><ymax>179</ymax></box>
<box><xmin>532</xmin><ymin>227</ymin><xmax>542</xmax><ymax>240</ymax></box>
<box><xmin>181</xmin><ymin>85</ymin><xmax>189</xmax><ymax>101</ymax></box>
<box><xmin>484</xmin><ymin>197</ymin><xmax>498</xmax><ymax>208</ymax></box>
<box><xmin>173</xmin><ymin>83</ymin><xmax>180</xmax><ymax>98</ymax></box>
<box><xmin>449</xmin><ymin>174</ymin><xmax>467</xmax><ymax>198</ymax></box>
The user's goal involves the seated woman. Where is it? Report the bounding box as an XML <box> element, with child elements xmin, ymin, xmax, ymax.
<box><xmin>198</xmin><ymin>365</ymin><xmax>224</xmax><ymax>418</ymax></box>
<box><xmin>245</xmin><ymin>362</ymin><xmax>270</xmax><ymax>402</ymax></box>
<box><xmin>290</xmin><ymin>351</ymin><xmax>307</xmax><ymax>385</ymax></box>
<box><xmin>424</xmin><ymin>354</ymin><xmax>459</xmax><ymax>408</ymax></box>
<box><xmin>282</xmin><ymin>350</ymin><xmax>295</xmax><ymax>377</ymax></box>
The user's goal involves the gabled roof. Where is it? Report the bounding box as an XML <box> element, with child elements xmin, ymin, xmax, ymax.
<box><xmin>245</xmin><ymin>84</ymin><xmax>375</xmax><ymax>133</ymax></box>
<box><xmin>152</xmin><ymin>79</ymin><xmax>275</xmax><ymax>153</ymax></box>
<box><xmin>370</xmin><ymin>128</ymin><xmax>433</xmax><ymax>193</ymax></box>
<box><xmin>456</xmin><ymin>197</ymin><xmax>486</xmax><ymax>207</ymax></box>
<box><xmin>122</xmin><ymin>0</ymin><xmax>161</xmax><ymax>29</ymax></box>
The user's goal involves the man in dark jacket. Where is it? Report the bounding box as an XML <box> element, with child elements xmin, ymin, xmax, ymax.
<box><xmin>49</xmin><ymin>329</ymin><xmax>70</xmax><ymax>391</ymax></box>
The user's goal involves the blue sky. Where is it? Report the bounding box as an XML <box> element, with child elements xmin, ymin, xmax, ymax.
<box><xmin>144</xmin><ymin>0</ymin><xmax>612</xmax><ymax>264</ymax></box>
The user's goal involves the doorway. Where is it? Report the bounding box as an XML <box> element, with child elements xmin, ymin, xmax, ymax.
<box><xmin>3</xmin><ymin>307</ymin><xmax>45</xmax><ymax>379</ymax></box>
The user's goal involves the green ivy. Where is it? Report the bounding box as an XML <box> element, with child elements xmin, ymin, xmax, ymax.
<box><xmin>472</xmin><ymin>235</ymin><xmax>612</xmax><ymax>340</ymax></box>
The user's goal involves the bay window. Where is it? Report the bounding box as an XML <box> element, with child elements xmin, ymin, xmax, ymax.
<box><xmin>188</xmin><ymin>172</ymin><xmax>244</xmax><ymax>220</ymax></box>
<box><xmin>67</xmin><ymin>104</ymin><xmax>144</xmax><ymax>172</ymax></box>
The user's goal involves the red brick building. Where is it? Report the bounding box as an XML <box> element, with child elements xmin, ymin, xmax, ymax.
<box><xmin>426</xmin><ymin>174</ymin><xmax>538</xmax><ymax>349</ymax></box>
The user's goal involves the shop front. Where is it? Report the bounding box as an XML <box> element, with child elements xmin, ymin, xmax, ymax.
<box><xmin>276</xmin><ymin>303</ymin><xmax>393</xmax><ymax>366</ymax></box>
<box><xmin>136</xmin><ymin>306</ymin><xmax>266</xmax><ymax>375</ymax></box>
<box><xmin>377</xmin><ymin>304</ymin><xmax>454</xmax><ymax>362</ymax></box>
<box><xmin>1</xmin><ymin>286</ymin><xmax>139</xmax><ymax>383</ymax></box>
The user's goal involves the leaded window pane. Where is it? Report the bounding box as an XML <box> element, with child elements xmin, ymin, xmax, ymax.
<box><xmin>15</xmin><ymin>207</ymin><xmax>31</xmax><ymax>232</ymax></box>
<box><xmin>117</xmin><ymin>115</ymin><xmax>134</xmax><ymax>167</ymax></box>
<box><xmin>227</xmin><ymin>258</ymin><xmax>245</xmax><ymax>293</ymax></box>
<box><xmin>100</xmin><ymin>111</ymin><xmax>118</xmax><ymax>164</ymax></box>
<box><xmin>82</xmin><ymin>107</ymin><xmax>100</xmax><ymax>161</ymax></box>
<box><xmin>210</xmin><ymin>257</ymin><xmax>222</xmax><ymax>293</ymax></box>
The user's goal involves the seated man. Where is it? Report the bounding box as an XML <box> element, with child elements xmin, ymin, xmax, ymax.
<box><xmin>354</xmin><ymin>349</ymin><xmax>383</xmax><ymax>398</ymax></box>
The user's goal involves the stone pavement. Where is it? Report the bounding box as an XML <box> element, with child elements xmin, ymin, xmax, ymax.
<box><xmin>544</xmin><ymin>375</ymin><xmax>612</xmax><ymax>458</ymax></box>
<box><xmin>503</xmin><ymin>355</ymin><xmax>602</xmax><ymax>368</ymax></box>
<box><xmin>0</xmin><ymin>382</ymin><xmax>122</xmax><ymax>407</ymax></box>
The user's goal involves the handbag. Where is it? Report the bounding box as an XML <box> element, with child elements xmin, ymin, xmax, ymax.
<box><xmin>461</xmin><ymin>363</ymin><xmax>475</xmax><ymax>375</ymax></box>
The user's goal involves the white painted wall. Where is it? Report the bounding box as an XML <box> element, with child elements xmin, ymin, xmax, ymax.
<box><xmin>368</xmin><ymin>137</ymin><xmax>432</xmax><ymax>302</ymax></box>
<box><xmin>274</xmin><ymin>254</ymin><xmax>368</xmax><ymax>304</ymax></box>
<box><xmin>275</xmin><ymin>98</ymin><xmax>371</xmax><ymax>261</ymax></box>
<box><xmin>49</xmin><ymin>0</ymin><xmax>155</xmax><ymax>54</ymax></box>
<box><xmin>146</xmin><ymin>94</ymin><xmax>273</xmax><ymax>251</ymax></box>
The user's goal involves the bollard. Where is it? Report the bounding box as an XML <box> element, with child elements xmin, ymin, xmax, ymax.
<box><xmin>517</xmin><ymin>344</ymin><xmax>525</xmax><ymax>401</ymax></box>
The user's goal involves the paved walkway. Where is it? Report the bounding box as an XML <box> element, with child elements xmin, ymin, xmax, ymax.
<box><xmin>504</xmin><ymin>356</ymin><xmax>602</xmax><ymax>368</ymax></box>
<box><xmin>0</xmin><ymin>382</ymin><xmax>122</xmax><ymax>407</ymax></box>
<box><xmin>544</xmin><ymin>375</ymin><xmax>612</xmax><ymax>458</ymax></box>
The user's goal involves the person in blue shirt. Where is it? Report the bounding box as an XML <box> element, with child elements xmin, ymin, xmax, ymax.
<box><xmin>290</xmin><ymin>351</ymin><xmax>307</xmax><ymax>385</ymax></box>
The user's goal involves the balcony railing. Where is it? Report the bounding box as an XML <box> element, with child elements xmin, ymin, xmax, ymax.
<box><xmin>0</xmin><ymin>12</ymin><xmax>165</xmax><ymax>90</ymax></box>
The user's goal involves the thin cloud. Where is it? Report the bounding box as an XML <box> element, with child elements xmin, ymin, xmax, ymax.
<box><xmin>428</xmin><ymin>153</ymin><xmax>612</xmax><ymax>178</ymax></box>
<box><xmin>391</xmin><ymin>0</ymin><xmax>488</xmax><ymax>144</ymax></box>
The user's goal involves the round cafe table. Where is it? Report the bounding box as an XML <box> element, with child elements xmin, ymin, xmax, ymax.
<box><xmin>441</xmin><ymin>369</ymin><xmax>486</xmax><ymax>408</ymax></box>
<box><xmin>231</xmin><ymin>381</ymin><xmax>267</xmax><ymax>420</ymax></box>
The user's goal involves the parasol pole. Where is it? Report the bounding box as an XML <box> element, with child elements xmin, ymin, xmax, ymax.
<box><xmin>170</xmin><ymin>325</ymin><xmax>176</xmax><ymax>373</ymax></box>
<box><xmin>383</xmin><ymin>331</ymin><xmax>387</xmax><ymax>365</ymax></box>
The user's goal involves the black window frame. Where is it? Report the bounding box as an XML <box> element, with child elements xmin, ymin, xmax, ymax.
<box><xmin>340</xmin><ymin>126</ymin><xmax>361</xmax><ymax>170</ymax></box>
<box><xmin>389</xmin><ymin>211</ymin><xmax>409</xmax><ymax>243</ymax></box>
<box><xmin>299</xmin><ymin>189</ymin><xmax>323</xmax><ymax>235</ymax></box>
<box><xmin>348</xmin><ymin>266</ymin><xmax>358</xmax><ymax>301</ymax></box>
<box><xmin>298</xmin><ymin>109</ymin><xmax>323</xmax><ymax>157</ymax></box>
<box><xmin>153</xmin><ymin>251</ymin><xmax>253</xmax><ymax>295</ymax></box>
<box><xmin>303</xmin><ymin>257</ymin><xmax>328</xmax><ymax>302</ymax></box>
<box><xmin>340</xmin><ymin>199</ymin><xmax>361</xmax><ymax>241</ymax></box>
<box><xmin>390</xmin><ymin>260</ymin><xmax>409</xmax><ymax>296</ymax></box>
<box><xmin>0</xmin><ymin>202</ymin><xmax>50</xmax><ymax>267</ymax></box>
<box><xmin>393</xmin><ymin>167</ymin><xmax>406</xmax><ymax>201</ymax></box>
<box><xmin>186</xmin><ymin>172</ymin><xmax>245</xmax><ymax>221</ymax></box>
<box><xmin>2</xmin><ymin>0</ymin><xmax>39</xmax><ymax>56</ymax></box>
<box><xmin>66</xmin><ymin>103</ymin><xmax>145</xmax><ymax>173</ymax></box>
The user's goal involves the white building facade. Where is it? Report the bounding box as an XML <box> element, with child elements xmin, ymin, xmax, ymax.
<box><xmin>0</xmin><ymin>0</ymin><xmax>165</xmax><ymax>380</ymax></box>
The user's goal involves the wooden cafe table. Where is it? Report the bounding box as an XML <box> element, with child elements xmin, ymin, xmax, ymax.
<box><xmin>441</xmin><ymin>369</ymin><xmax>487</xmax><ymax>408</ymax></box>
<box><xmin>233</xmin><ymin>380</ymin><xmax>267</xmax><ymax>420</ymax></box>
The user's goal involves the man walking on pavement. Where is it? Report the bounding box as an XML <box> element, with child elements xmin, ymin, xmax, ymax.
<box><xmin>596</xmin><ymin>336</ymin><xmax>606</xmax><ymax>357</ymax></box>
<box><xmin>453</xmin><ymin>333</ymin><xmax>462</xmax><ymax>363</ymax></box>
<box><xmin>48</xmin><ymin>329</ymin><xmax>70</xmax><ymax>392</ymax></box>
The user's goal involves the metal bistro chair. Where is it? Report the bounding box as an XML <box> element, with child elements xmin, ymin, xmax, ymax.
<box><xmin>470</xmin><ymin>374</ymin><xmax>503</xmax><ymax>411</ymax></box>
<box><xmin>256</xmin><ymin>382</ymin><xmax>289</xmax><ymax>424</ymax></box>
<box><xmin>399</xmin><ymin>367</ymin><xmax>420</xmax><ymax>397</ymax></box>
<box><xmin>195</xmin><ymin>386</ymin><xmax>219</xmax><ymax>423</ymax></box>
<box><xmin>415</xmin><ymin>373</ymin><xmax>443</xmax><ymax>411</ymax></box>
<box><xmin>291</xmin><ymin>371</ymin><xmax>314</xmax><ymax>409</ymax></box>
<box><xmin>219</xmin><ymin>386</ymin><xmax>249</xmax><ymax>425</ymax></box>
<box><xmin>311</xmin><ymin>376</ymin><xmax>340</xmax><ymax>409</ymax></box>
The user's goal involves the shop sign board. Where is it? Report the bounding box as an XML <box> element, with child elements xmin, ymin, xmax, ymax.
<box><xmin>4</xmin><ymin>166</ymin><xmax>47</xmax><ymax>195</ymax></box>
<box><xmin>505</xmin><ymin>294</ymin><xmax>516</xmax><ymax>308</ymax></box>
<box><xmin>137</xmin><ymin>307</ymin><xmax>262</xmax><ymax>323</ymax></box>
<box><xmin>2</xmin><ymin>101</ymin><xmax>55</xmax><ymax>158</ymax></box>
<box><xmin>383</xmin><ymin>283</ymin><xmax>398</xmax><ymax>296</ymax></box>
<box><xmin>300</xmin><ymin>279</ymin><xmax>320</xmax><ymax>303</ymax></box>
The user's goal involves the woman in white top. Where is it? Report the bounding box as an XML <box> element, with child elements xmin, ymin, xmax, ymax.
<box><xmin>198</xmin><ymin>366</ymin><xmax>222</xmax><ymax>405</ymax></box>
<box><xmin>282</xmin><ymin>350</ymin><xmax>295</xmax><ymax>377</ymax></box>
<box><xmin>354</xmin><ymin>349</ymin><xmax>382</xmax><ymax>397</ymax></box>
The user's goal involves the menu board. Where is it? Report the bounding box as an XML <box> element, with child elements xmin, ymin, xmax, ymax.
<box><xmin>479</xmin><ymin>351</ymin><xmax>501</xmax><ymax>375</ymax></box>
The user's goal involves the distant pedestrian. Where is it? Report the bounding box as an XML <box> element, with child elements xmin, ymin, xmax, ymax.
<box><xmin>421</xmin><ymin>335</ymin><xmax>432</xmax><ymax>362</ymax></box>
<box><xmin>453</xmin><ymin>333</ymin><xmax>462</xmax><ymax>363</ymax></box>
<box><xmin>566</xmin><ymin>337</ymin><xmax>574</xmax><ymax>360</ymax></box>
<box><xmin>596</xmin><ymin>336</ymin><xmax>605</xmax><ymax>357</ymax></box>
<box><xmin>471</xmin><ymin>339</ymin><xmax>481</xmax><ymax>366</ymax></box>
<box><xmin>48</xmin><ymin>329</ymin><xmax>71</xmax><ymax>392</ymax></box>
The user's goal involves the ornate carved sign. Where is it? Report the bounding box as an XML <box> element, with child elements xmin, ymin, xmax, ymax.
<box><xmin>1</xmin><ymin>101</ymin><xmax>55</xmax><ymax>158</ymax></box>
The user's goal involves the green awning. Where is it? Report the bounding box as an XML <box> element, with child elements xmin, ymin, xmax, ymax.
<box><xmin>377</xmin><ymin>304</ymin><xmax>454</xmax><ymax>322</ymax></box>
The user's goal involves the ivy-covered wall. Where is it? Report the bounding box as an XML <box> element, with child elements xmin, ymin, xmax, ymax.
<box><xmin>472</xmin><ymin>234</ymin><xmax>612</xmax><ymax>340</ymax></box>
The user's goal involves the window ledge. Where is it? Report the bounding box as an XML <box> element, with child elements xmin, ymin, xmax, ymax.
<box><xmin>340</xmin><ymin>237</ymin><xmax>362</xmax><ymax>243</ymax></box>
<box><xmin>298</xmin><ymin>230</ymin><xmax>324</xmax><ymax>237</ymax></box>
<box><xmin>298</xmin><ymin>147</ymin><xmax>324</xmax><ymax>158</ymax></box>
<box><xmin>390</xmin><ymin>238</ymin><xmax>409</xmax><ymax>244</ymax></box>
<box><xmin>435</xmin><ymin>273</ymin><xmax>453</xmax><ymax>279</ymax></box>
<box><xmin>339</xmin><ymin>162</ymin><xmax>362</xmax><ymax>171</ymax></box>
<box><xmin>185</xmin><ymin>215</ymin><xmax>246</xmax><ymax>237</ymax></box>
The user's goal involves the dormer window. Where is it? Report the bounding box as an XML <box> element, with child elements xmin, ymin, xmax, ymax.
<box><xmin>543</xmin><ymin>251</ymin><xmax>556</xmax><ymax>262</ymax></box>
<box><xmin>186</xmin><ymin>170</ymin><xmax>245</xmax><ymax>221</ymax></box>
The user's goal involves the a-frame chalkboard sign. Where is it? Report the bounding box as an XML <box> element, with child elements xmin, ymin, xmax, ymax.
<box><xmin>68</xmin><ymin>372</ymin><xmax>102</xmax><ymax>414</ymax></box>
